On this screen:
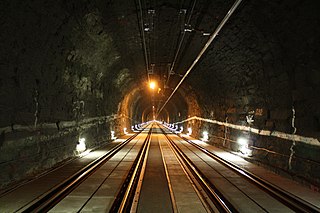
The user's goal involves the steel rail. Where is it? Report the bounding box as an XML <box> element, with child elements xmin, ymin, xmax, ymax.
<box><xmin>20</xmin><ymin>129</ymin><xmax>144</xmax><ymax>212</ymax></box>
<box><xmin>178</xmin><ymin>135</ymin><xmax>320</xmax><ymax>213</ymax></box>
<box><xmin>109</xmin><ymin>126</ymin><xmax>152</xmax><ymax>212</ymax></box>
<box><xmin>157</xmin><ymin>0</ymin><xmax>243</xmax><ymax>118</ymax></box>
<box><xmin>130</xmin><ymin>127</ymin><xmax>152</xmax><ymax>212</ymax></box>
<box><xmin>159</xmin><ymin>126</ymin><xmax>237</xmax><ymax>213</ymax></box>
<box><xmin>157</xmin><ymin>125</ymin><xmax>179</xmax><ymax>213</ymax></box>
<box><xmin>160</xmin><ymin>125</ymin><xmax>216</xmax><ymax>212</ymax></box>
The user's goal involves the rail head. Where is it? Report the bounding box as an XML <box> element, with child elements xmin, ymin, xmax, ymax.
<box><xmin>20</xmin><ymin>129</ymin><xmax>144</xmax><ymax>212</ymax></box>
<box><xmin>174</xmin><ymin>130</ymin><xmax>320</xmax><ymax>213</ymax></box>
<box><xmin>109</xmin><ymin>125</ymin><xmax>153</xmax><ymax>212</ymax></box>
<box><xmin>159</xmin><ymin>126</ymin><xmax>236</xmax><ymax>213</ymax></box>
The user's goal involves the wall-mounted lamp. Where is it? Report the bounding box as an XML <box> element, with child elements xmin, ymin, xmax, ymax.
<box><xmin>187</xmin><ymin>127</ymin><xmax>192</xmax><ymax>136</ymax></box>
<box><xmin>176</xmin><ymin>126</ymin><xmax>183</xmax><ymax>134</ymax></box>
<box><xmin>123</xmin><ymin>127</ymin><xmax>128</xmax><ymax>135</ymax></box>
<box><xmin>237</xmin><ymin>137</ymin><xmax>251</xmax><ymax>156</ymax></box>
<box><xmin>237</xmin><ymin>137</ymin><xmax>248</xmax><ymax>146</ymax></box>
<box><xmin>77</xmin><ymin>137</ymin><xmax>86</xmax><ymax>152</ymax></box>
<box><xmin>111</xmin><ymin>131</ymin><xmax>116</xmax><ymax>140</ymax></box>
<box><xmin>202</xmin><ymin>131</ymin><xmax>209</xmax><ymax>142</ymax></box>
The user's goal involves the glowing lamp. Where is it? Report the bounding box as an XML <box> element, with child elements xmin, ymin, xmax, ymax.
<box><xmin>187</xmin><ymin>127</ymin><xmax>192</xmax><ymax>136</ymax></box>
<box><xmin>202</xmin><ymin>131</ymin><xmax>209</xmax><ymax>142</ymax></box>
<box><xmin>237</xmin><ymin>137</ymin><xmax>248</xmax><ymax>146</ymax></box>
<box><xmin>111</xmin><ymin>131</ymin><xmax>116</xmax><ymax>140</ymax></box>
<box><xmin>77</xmin><ymin>138</ymin><xmax>86</xmax><ymax>152</ymax></box>
<box><xmin>237</xmin><ymin>137</ymin><xmax>251</xmax><ymax>156</ymax></box>
<box><xmin>149</xmin><ymin>81</ymin><xmax>156</xmax><ymax>90</ymax></box>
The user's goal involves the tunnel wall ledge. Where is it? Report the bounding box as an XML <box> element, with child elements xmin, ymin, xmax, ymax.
<box><xmin>175</xmin><ymin>116</ymin><xmax>320</xmax><ymax>146</ymax></box>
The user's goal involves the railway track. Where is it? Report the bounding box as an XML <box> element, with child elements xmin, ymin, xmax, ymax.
<box><xmin>18</xmin><ymin>126</ymin><xmax>150</xmax><ymax>212</ymax></box>
<box><xmin>1</xmin><ymin>123</ymin><xmax>319</xmax><ymax>212</ymax></box>
<box><xmin>160</xmin><ymin>124</ymin><xmax>320</xmax><ymax>213</ymax></box>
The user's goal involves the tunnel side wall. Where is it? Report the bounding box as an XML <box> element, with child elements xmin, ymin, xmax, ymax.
<box><xmin>182</xmin><ymin>117</ymin><xmax>320</xmax><ymax>188</ymax></box>
<box><xmin>0</xmin><ymin>118</ymin><xmax>121</xmax><ymax>189</ymax></box>
<box><xmin>0</xmin><ymin>1</ymin><xmax>137</xmax><ymax>189</ymax></box>
<box><xmin>178</xmin><ymin>0</ymin><xmax>320</xmax><ymax>188</ymax></box>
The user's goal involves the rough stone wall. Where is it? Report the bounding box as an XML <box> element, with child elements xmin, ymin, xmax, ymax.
<box><xmin>184</xmin><ymin>88</ymin><xmax>202</xmax><ymax>137</ymax></box>
<box><xmin>182</xmin><ymin>0</ymin><xmax>320</xmax><ymax>187</ymax></box>
<box><xmin>0</xmin><ymin>120</ymin><xmax>114</xmax><ymax>188</ymax></box>
<box><xmin>0</xmin><ymin>0</ymin><xmax>138</xmax><ymax>188</ymax></box>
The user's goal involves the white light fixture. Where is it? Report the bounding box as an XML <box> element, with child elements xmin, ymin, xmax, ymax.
<box><xmin>76</xmin><ymin>137</ymin><xmax>86</xmax><ymax>153</ymax></box>
<box><xmin>176</xmin><ymin>126</ymin><xmax>183</xmax><ymax>133</ymax></box>
<box><xmin>237</xmin><ymin>137</ymin><xmax>248</xmax><ymax>146</ymax></box>
<box><xmin>237</xmin><ymin>137</ymin><xmax>251</xmax><ymax>156</ymax></box>
<box><xmin>111</xmin><ymin>131</ymin><xmax>116</xmax><ymax>140</ymax></box>
<box><xmin>123</xmin><ymin>127</ymin><xmax>128</xmax><ymax>135</ymax></box>
<box><xmin>187</xmin><ymin>127</ymin><xmax>192</xmax><ymax>136</ymax></box>
<box><xmin>202</xmin><ymin>131</ymin><xmax>209</xmax><ymax>142</ymax></box>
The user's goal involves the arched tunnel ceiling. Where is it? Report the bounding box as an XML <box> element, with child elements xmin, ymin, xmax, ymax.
<box><xmin>1</xmin><ymin>0</ymin><xmax>320</xmax><ymax>136</ymax></box>
<box><xmin>119</xmin><ymin>84</ymin><xmax>189</xmax><ymax>124</ymax></box>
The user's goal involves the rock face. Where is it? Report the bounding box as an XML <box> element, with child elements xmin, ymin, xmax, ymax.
<box><xmin>179</xmin><ymin>0</ymin><xmax>320</xmax><ymax>187</ymax></box>
<box><xmin>0</xmin><ymin>0</ymin><xmax>320</xmax><ymax>188</ymax></box>
<box><xmin>0</xmin><ymin>0</ymin><xmax>140</xmax><ymax>188</ymax></box>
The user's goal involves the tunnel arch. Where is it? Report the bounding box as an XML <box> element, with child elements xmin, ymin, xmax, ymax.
<box><xmin>117</xmin><ymin>82</ymin><xmax>201</xmax><ymax>127</ymax></box>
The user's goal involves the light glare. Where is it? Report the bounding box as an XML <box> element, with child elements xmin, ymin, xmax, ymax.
<box><xmin>187</xmin><ymin>127</ymin><xmax>192</xmax><ymax>136</ymax></box>
<box><xmin>149</xmin><ymin>81</ymin><xmax>156</xmax><ymax>90</ymax></box>
<box><xmin>237</xmin><ymin>137</ymin><xmax>248</xmax><ymax>146</ymax></box>
<box><xmin>237</xmin><ymin>137</ymin><xmax>251</xmax><ymax>156</ymax></box>
<box><xmin>77</xmin><ymin>137</ymin><xmax>86</xmax><ymax>152</ymax></box>
<box><xmin>202</xmin><ymin>131</ymin><xmax>209</xmax><ymax>141</ymax></box>
<box><xmin>111</xmin><ymin>131</ymin><xmax>116</xmax><ymax>140</ymax></box>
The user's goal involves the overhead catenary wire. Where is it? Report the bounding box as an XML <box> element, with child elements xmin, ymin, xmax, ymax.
<box><xmin>157</xmin><ymin>0</ymin><xmax>244</xmax><ymax>117</ymax></box>
<box><xmin>138</xmin><ymin>0</ymin><xmax>150</xmax><ymax>82</ymax></box>
<box><xmin>165</xmin><ymin>0</ymin><xmax>197</xmax><ymax>88</ymax></box>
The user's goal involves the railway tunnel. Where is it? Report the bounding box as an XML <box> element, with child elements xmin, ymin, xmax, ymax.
<box><xmin>0</xmin><ymin>0</ymin><xmax>320</xmax><ymax>212</ymax></box>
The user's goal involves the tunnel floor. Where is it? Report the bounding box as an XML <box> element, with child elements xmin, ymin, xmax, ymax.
<box><xmin>0</xmin><ymin>125</ymin><xmax>319</xmax><ymax>212</ymax></box>
<box><xmin>136</xmin><ymin>131</ymin><xmax>173</xmax><ymax>212</ymax></box>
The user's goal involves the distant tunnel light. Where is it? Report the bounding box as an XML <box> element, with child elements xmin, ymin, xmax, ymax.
<box><xmin>187</xmin><ymin>127</ymin><xmax>192</xmax><ymax>136</ymax></box>
<box><xmin>77</xmin><ymin>138</ymin><xmax>86</xmax><ymax>152</ymax></box>
<box><xmin>149</xmin><ymin>81</ymin><xmax>156</xmax><ymax>90</ymax></box>
<box><xmin>202</xmin><ymin>131</ymin><xmax>209</xmax><ymax>142</ymax></box>
<box><xmin>123</xmin><ymin>127</ymin><xmax>128</xmax><ymax>135</ymax></box>
<box><xmin>176</xmin><ymin>126</ymin><xmax>183</xmax><ymax>133</ymax></box>
<box><xmin>173</xmin><ymin>125</ymin><xmax>178</xmax><ymax>131</ymax></box>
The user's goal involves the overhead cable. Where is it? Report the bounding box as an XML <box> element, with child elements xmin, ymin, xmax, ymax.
<box><xmin>138</xmin><ymin>0</ymin><xmax>150</xmax><ymax>82</ymax></box>
<box><xmin>157</xmin><ymin>0</ymin><xmax>243</xmax><ymax>117</ymax></box>
<box><xmin>165</xmin><ymin>0</ymin><xmax>197</xmax><ymax>88</ymax></box>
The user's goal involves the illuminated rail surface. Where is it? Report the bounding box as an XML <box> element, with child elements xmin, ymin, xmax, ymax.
<box><xmin>0</xmin><ymin>123</ymin><xmax>319</xmax><ymax>212</ymax></box>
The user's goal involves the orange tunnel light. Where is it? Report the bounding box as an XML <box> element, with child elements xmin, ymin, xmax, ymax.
<box><xmin>149</xmin><ymin>81</ymin><xmax>156</xmax><ymax>90</ymax></box>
